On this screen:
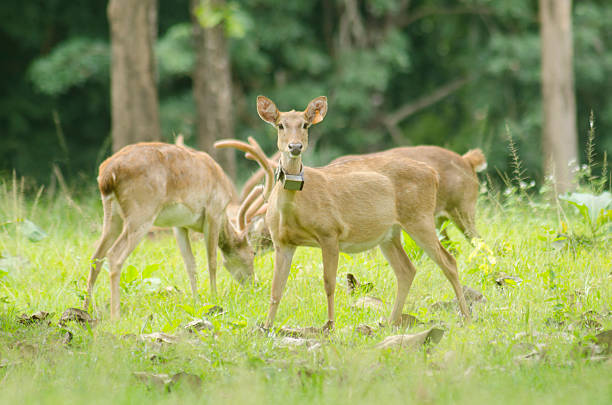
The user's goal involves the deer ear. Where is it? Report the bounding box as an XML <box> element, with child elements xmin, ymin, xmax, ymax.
<box><xmin>257</xmin><ymin>96</ymin><xmax>279</xmax><ymax>126</ymax></box>
<box><xmin>304</xmin><ymin>96</ymin><xmax>327</xmax><ymax>125</ymax></box>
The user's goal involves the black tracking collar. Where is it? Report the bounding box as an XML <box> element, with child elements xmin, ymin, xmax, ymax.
<box><xmin>275</xmin><ymin>163</ymin><xmax>304</xmax><ymax>191</ymax></box>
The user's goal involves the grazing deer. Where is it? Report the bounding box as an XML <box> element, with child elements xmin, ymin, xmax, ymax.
<box><xmin>332</xmin><ymin>146</ymin><xmax>486</xmax><ymax>241</ymax></box>
<box><xmin>216</xmin><ymin>96</ymin><xmax>471</xmax><ymax>329</ymax></box>
<box><xmin>240</xmin><ymin>144</ymin><xmax>486</xmax><ymax>249</ymax></box>
<box><xmin>83</xmin><ymin>142</ymin><xmax>255</xmax><ymax>320</ymax></box>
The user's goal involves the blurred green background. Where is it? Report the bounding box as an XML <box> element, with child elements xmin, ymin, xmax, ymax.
<box><xmin>1</xmin><ymin>0</ymin><xmax>611</xmax><ymax>186</ymax></box>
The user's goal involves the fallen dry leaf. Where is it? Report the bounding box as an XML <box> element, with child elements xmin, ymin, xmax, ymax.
<box><xmin>352</xmin><ymin>296</ymin><xmax>385</xmax><ymax>311</ymax></box>
<box><xmin>17</xmin><ymin>311</ymin><xmax>50</xmax><ymax>325</ymax></box>
<box><xmin>431</xmin><ymin>285</ymin><xmax>486</xmax><ymax>312</ymax></box>
<box><xmin>170</xmin><ymin>372</ymin><xmax>203</xmax><ymax>390</ymax></box>
<box><xmin>356</xmin><ymin>324</ymin><xmax>375</xmax><ymax>336</ymax></box>
<box><xmin>161</xmin><ymin>286</ymin><xmax>180</xmax><ymax>295</ymax></box>
<box><xmin>275</xmin><ymin>337</ymin><xmax>322</xmax><ymax>350</ymax></box>
<box><xmin>203</xmin><ymin>304</ymin><xmax>224</xmax><ymax>316</ymax></box>
<box><xmin>140</xmin><ymin>332</ymin><xmax>179</xmax><ymax>344</ymax></box>
<box><xmin>375</xmin><ymin>327</ymin><xmax>444</xmax><ymax>350</ymax></box>
<box><xmin>495</xmin><ymin>273</ymin><xmax>523</xmax><ymax>287</ymax></box>
<box><xmin>397</xmin><ymin>313</ymin><xmax>423</xmax><ymax>328</ymax></box>
<box><xmin>462</xmin><ymin>285</ymin><xmax>487</xmax><ymax>304</ymax></box>
<box><xmin>514</xmin><ymin>349</ymin><xmax>546</xmax><ymax>364</ymax></box>
<box><xmin>59</xmin><ymin>308</ymin><xmax>96</xmax><ymax>327</ymax></box>
<box><xmin>14</xmin><ymin>341</ymin><xmax>38</xmax><ymax>356</ymax></box>
<box><xmin>133</xmin><ymin>371</ymin><xmax>172</xmax><ymax>388</ymax></box>
<box><xmin>276</xmin><ymin>324</ymin><xmax>332</xmax><ymax>338</ymax></box>
<box><xmin>595</xmin><ymin>330</ymin><xmax>612</xmax><ymax>354</ymax></box>
<box><xmin>346</xmin><ymin>273</ymin><xmax>374</xmax><ymax>295</ymax></box>
<box><xmin>184</xmin><ymin>319</ymin><xmax>214</xmax><ymax>333</ymax></box>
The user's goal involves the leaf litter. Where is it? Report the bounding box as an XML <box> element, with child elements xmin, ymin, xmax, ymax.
<box><xmin>375</xmin><ymin>327</ymin><xmax>445</xmax><ymax>350</ymax></box>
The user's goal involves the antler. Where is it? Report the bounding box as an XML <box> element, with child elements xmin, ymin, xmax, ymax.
<box><xmin>240</xmin><ymin>151</ymin><xmax>280</xmax><ymax>201</ymax></box>
<box><xmin>237</xmin><ymin>185</ymin><xmax>263</xmax><ymax>231</ymax></box>
<box><xmin>215</xmin><ymin>137</ymin><xmax>275</xmax><ymax>201</ymax></box>
<box><xmin>244</xmin><ymin>190</ymin><xmax>266</xmax><ymax>225</ymax></box>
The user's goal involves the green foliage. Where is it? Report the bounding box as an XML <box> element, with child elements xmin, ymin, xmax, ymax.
<box><xmin>194</xmin><ymin>0</ymin><xmax>252</xmax><ymax>38</ymax></box>
<box><xmin>28</xmin><ymin>38</ymin><xmax>110</xmax><ymax>96</ymax></box>
<box><xmin>2</xmin><ymin>0</ymin><xmax>612</xmax><ymax>185</ymax></box>
<box><xmin>156</xmin><ymin>23</ymin><xmax>194</xmax><ymax>79</ymax></box>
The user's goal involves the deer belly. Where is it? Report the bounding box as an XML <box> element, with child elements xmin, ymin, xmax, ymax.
<box><xmin>339</xmin><ymin>227</ymin><xmax>394</xmax><ymax>253</ymax></box>
<box><xmin>154</xmin><ymin>203</ymin><xmax>200</xmax><ymax>228</ymax></box>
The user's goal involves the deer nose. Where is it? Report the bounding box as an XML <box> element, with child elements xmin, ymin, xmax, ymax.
<box><xmin>288</xmin><ymin>143</ymin><xmax>303</xmax><ymax>156</ymax></box>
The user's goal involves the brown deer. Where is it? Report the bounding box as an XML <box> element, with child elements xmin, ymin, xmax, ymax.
<box><xmin>240</xmin><ymin>145</ymin><xmax>486</xmax><ymax>250</ymax></box>
<box><xmin>83</xmin><ymin>142</ymin><xmax>255</xmax><ymax>320</ymax></box>
<box><xmin>216</xmin><ymin>96</ymin><xmax>471</xmax><ymax>330</ymax></box>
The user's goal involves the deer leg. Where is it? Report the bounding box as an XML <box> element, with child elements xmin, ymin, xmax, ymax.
<box><xmin>379</xmin><ymin>230</ymin><xmax>417</xmax><ymax>325</ymax></box>
<box><xmin>320</xmin><ymin>240</ymin><xmax>339</xmax><ymax>330</ymax></box>
<box><xmin>402</xmin><ymin>216</ymin><xmax>471</xmax><ymax>321</ymax></box>
<box><xmin>435</xmin><ymin>215</ymin><xmax>451</xmax><ymax>242</ymax></box>
<box><xmin>106</xmin><ymin>220</ymin><xmax>153</xmax><ymax>320</ymax></box>
<box><xmin>264</xmin><ymin>244</ymin><xmax>296</xmax><ymax>329</ymax></box>
<box><xmin>84</xmin><ymin>198</ymin><xmax>122</xmax><ymax>311</ymax></box>
<box><xmin>173</xmin><ymin>226</ymin><xmax>199</xmax><ymax>302</ymax></box>
<box><xmin>449</xmin><ymin>207</ymin><xmax>480</xmax><ymax>242</ymax></box>
<box><xmin>204</xmin><ymin>217</ymin><xmax>220</xmax><ymax>296</ymax></box>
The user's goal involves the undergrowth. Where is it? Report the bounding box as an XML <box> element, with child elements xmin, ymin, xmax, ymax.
<box><xmin>0</xmin><ymin>138</ymin><xmax>610</xmax><ymax>404</ymax></box>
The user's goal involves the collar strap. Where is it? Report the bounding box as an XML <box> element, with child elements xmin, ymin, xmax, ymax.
<box><xmin>275</xmin><ymin>162</ymin><xmax>304</xmax><ymax>191</ymax></box>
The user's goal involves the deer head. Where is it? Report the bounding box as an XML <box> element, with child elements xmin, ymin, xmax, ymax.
<box><xmin>256</xmin><ymin>96</ymin><xmax>328</xmax><ymax>175</ymax></box>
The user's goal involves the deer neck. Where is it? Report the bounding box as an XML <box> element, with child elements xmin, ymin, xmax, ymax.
<box><xmin>218</xmin><ymin>209</ymin><xmax>239</xmax><ymax>254</ymax></box>
<box><xmin>274</xmin><ymin>152</ymin><xmax>305</xmax><ymax>192</ymax></box>
<box><xmin>280</xmin><ymin>152</ymin><xmax>302</xmax><ymax>175</ymax></box>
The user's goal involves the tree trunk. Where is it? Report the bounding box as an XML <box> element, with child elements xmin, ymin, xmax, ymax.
<box><xmin>539</xmin><ymin>0</ymin><xmax>578</xmax><ymax>193</ymax></box>
<box><xmin>108</xmin><ymin>0</ymin><xmax>160</xmax><ymax>152</ymax></box>
<box><xmin>191</xmin><ymin>0</ymin><xmax>236</xmax><ymax>179</ymax></box>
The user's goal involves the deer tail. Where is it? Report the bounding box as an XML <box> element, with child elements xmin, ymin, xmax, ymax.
<box><xmin>462</xmin><ymin>149</ymin><xmax>487</xmax><ymax>172</ymax></box>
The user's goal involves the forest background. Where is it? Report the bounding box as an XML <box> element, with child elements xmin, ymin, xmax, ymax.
<box><xmin>1</xmin><ymin>0</ymin><xmax>611</xmax><ymax>188</ymax></box>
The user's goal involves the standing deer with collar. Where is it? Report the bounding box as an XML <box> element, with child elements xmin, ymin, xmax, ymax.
<box><xmin>216</xmin><ymin>96</ymin><xmax>471</xmax><ymax>329</ymax></box>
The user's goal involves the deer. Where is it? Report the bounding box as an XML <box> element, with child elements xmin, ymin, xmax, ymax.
<box><xmin>215</xmin><ymin>96</ymin><xmax>471</xmax><ymax>330</ymax></box>
<box><xmin>240</xmin><ymin>144</ymin><xmax>486</xmax><ymax>250</ymax></box>
<box><xmin>83</xmin><ymin>142</ymin><xmax>255</xmax><ymax>320</ymax></box>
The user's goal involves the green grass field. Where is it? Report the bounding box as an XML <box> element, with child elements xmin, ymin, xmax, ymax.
<box><xmin>0</xmin><ymin>178</ymin><xmax>610</xmax><ymax>404</ymax></box>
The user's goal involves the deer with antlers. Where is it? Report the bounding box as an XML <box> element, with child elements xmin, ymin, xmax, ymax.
<box><xmin>240</xmin><ymin>145</ymin><xmax>486</xmax><ymax>250</ymax></box>
<box><xmin>83</xmin><ymin>142</ymin><xmax>255</xmax><ymax>320</ymax></box>
<box><xmin>216</xmin><ymin>96</ymin><xmax>471</xmax><ymax>329</ymax></box>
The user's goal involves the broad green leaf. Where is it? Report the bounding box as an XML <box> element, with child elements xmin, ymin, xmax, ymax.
<box><xmin>141</xmin><ymin>263</ymin><xmax>160</xmax><ymax>279</ymax></box>
<box><xmin>121</xmin><ymin>264</ymin><xmax>139</xmax><ymax>285</ymax></box>
<box><xmin>560</xmin><ymin>191</ymin><xmax>612</xmax><ymax>225</ymax></box>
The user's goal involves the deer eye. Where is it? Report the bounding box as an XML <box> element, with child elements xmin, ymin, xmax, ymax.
<box><xmin>278</xmin><ymin>123</ymin><xmax>284</xmax><ymax>130</ymax></box>
<box><xmin>302</xmin><ymin>123</ymin><xmax>308</xmax><ymax>129</ymax></box>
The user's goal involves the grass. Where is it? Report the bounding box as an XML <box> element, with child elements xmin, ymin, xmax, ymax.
<box><xmin>0</xmin><ymin>178</ymin><xmax>611</xmax><ymax>404</ymax></box>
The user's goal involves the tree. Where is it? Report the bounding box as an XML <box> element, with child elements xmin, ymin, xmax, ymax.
<box><xmin>539</xmin><ymin>0</ymin><xmax>578</xmax><ymax>193</ymax></box>
<box><xmin>108</xmin><ymin>0</ymin><xmax>161</xmax><ymax>152</ymax></box>
<box><xmin>191</xmin><ymin>0</ymin><xmax>236</xmax><ymax>178</ymax></box>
